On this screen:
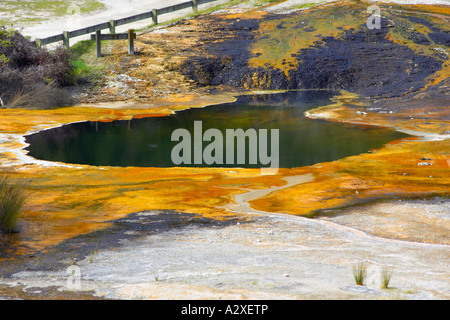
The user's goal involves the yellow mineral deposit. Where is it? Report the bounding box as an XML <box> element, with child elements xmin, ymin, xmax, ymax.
<box><xmin>0</xmin><ymin>1</ymin><xmax>448</xmax><ymax>258</ymax></box>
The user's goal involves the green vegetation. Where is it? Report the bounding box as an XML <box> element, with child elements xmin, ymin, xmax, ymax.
<box><xmin>0</xmin><ymin>176</ymin><xmax>27</xmax><ymax>233</ymax></box>
<box><xmin>88</xmin><ymin>250</ymin><xmax>97</xmax><ymax>263</ymax></box>
<box><xmin>353</xmin><ymin>261</ymin><xmax>368</xmax><ymax>286</ymax></box>
<box><xmin>253</xmin><ymin>0</ymin><xmax>280</xmax><ymax>6</ymax></box>
<box><xmin>380</xmin><ymin>267</ymin><xmax>393</xmax><ymax>289</ymax></box>
<box><xmin>0</xmin><ymin>27</ymin><xmax>76</xmax><ymax>108</ymax></box>
<box><xmin>0</xmin><ymin>0</ymin><xmax>105</xmax><ymax>27</ymax></box>
<box><xmin>0</xmin><ymin>29</ymin><xmax>14</xmax><ymax>65</ymax></box>
<box><xmin>0</xmin><ymin>27</ymin><xmax>105</xmax><ymax>109</ymax></box>
<box><xmin>68</xmin><ymin>40</ymin><xmax>105</xmax><ymax>85</ymax></box>
<box><xmin>64</xmin><ymin>257</ymin><xmax>78</xmax><ymax>266</ymax></box>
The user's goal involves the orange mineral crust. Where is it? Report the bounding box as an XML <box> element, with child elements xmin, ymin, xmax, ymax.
<box><xmin>1</xmin><ymin>1</ymin><xmax>449</xmax><ymax>256</ymax></box>
<box><xmin>1</xmin><ymin>94</ymin><xmax>449</xmax><ymax>254</ymax></box>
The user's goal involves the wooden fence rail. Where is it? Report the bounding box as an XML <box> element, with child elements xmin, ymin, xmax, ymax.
<box><xmin>36</xmin><ymin>0</ymin><xmax>222</xmax><ymax>48</ymax></box>
<box><xmin>91</xmin><ymin>30</ymin><xmax>137</xmax><ymax>57</ymax></box>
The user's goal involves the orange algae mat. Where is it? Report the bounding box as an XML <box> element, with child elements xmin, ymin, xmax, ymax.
<box><xmin>1</xmin><ymin>1</ymin><xmax>449</xmax><ymax>254</ymax></box>
<box><xmin>0</xmin><ymin>94</ymin><xmax>448</xmax><ymax>255</ymax></box>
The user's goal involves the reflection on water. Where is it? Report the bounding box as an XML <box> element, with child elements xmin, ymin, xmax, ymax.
<box><xmin>25</xmin><ymin>91</ymin><xmax>409</xmax><ymax>168</ymax></box>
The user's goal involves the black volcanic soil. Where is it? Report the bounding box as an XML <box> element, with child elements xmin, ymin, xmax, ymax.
<box><xmin>181</xmin><ymin>7</ymin><xmax>448</xmax><ymax>100</ymax></box>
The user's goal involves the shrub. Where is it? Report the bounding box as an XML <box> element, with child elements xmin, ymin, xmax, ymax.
<box><xmin>0</xmin><ymin>176</ymin><xmax>27</xmax><ymax>233</ymax></box>
<box><xmin>0</xmin><ymin>27</ymin><xmax>77</xmax><ymax>109</ymax></box>
<box><xmin>6</xmin><ymin>82</ymin><xmax>76</xmax><ymax>109</ymax></box>
<box><xmin>0</xmin><ymin>67</ymin><xmax>23</xmax><ymax>103</ymax></box>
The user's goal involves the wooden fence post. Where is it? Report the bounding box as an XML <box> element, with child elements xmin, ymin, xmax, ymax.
<box><xmin>192</xmin><ymin>0</ymin><xmax>198</xmax><ymax>12</ymax></box>
<box><xmin>63</xmin><ymin>31</ymin><xmax>70</xmax><ymax>48</ymax></box>
<box><xmin>152</xmin><ymin>9</ymin><xmax>158</xmax><ymax>25</ymax></box>
<box><xmin>128</xmin><ymin>29</ymin><xmax>135</xmax><ymax>55</ymax></box>
<box><xmin>96</xmin><ymin>30</ymin><xmax>102</xmax><ymax>57</ymax></box>
<box><xmin>109</xmin><ymin>20</ymin><xmax>116</xmax><ymax>34</ymax></box>
<box><xmin>38</xmin><ymin>0</ymin><xmax>226</xmax><ymax>47</ymax></box>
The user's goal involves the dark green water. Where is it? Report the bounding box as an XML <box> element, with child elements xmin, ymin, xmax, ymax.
<box><xmin>25</xmin><ymin>91</ymin><xmax>409</xmax><ymax>168</ymax></box>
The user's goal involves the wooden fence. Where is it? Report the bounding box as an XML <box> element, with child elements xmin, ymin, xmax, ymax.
<box><xmin>91</xmin><ymin>30</ymin><xmax>137</xmax><ymax>57</ymax></box>
<box><xmin>36</xmin><ymin>0</ymin><xmax>224</xmax><ymax>48</ymax></box>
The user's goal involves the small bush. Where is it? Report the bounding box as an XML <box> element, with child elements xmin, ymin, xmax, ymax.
<box><xmin>0</xmin><ymin>27</ymin><xmax>77</xmax><ymax>109</ymax></box>
<box><xmin>67</xmin><ymin>40</ymin><xmax>105</xmax><ymax>85</ymax></box>
<box><xmin>0</xmin><ymin>176</ymin><xmax>27</xmax><ymax>233</ymax></box>
<box><xmin>0</xmin><ymin>67</ymin><xmax>23</xmax><ymax>103</ymax></box>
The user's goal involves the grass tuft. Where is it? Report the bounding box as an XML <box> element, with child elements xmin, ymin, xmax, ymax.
<box><xmin>68</xmin><ymin>40</ymin><xmax>105</xmax><ymax>85</ymax></box>
<box><xmin>253</xmin><ymin>0</ymin><xmax>280</xmax><ymax>6</ymax></box>
<box><xmin>352</xmin><ymin>261</ymin><xmax>368</xmax><ymax>286</ymax></box>
<box><xmin>0</xmin><ymin>176</ymin><xmax>27</xmax><ymax>233</ymax></box>
<box><xmin>380</xmin><ymin>267</ymin><xmax>393</xmax><ymax>289</ymax></box>
<box><xmin>0</xmin><ymin>28</ymin><xmax>79</xmax><ymax>108</ymax></box>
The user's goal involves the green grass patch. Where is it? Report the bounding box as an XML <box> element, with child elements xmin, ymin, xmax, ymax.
<box><xmin>0</xmin><ymin>0</ymin><xmax>105</xmax><ymax>27</ymax></box>
<box><xmin>292</xmin><ymin>2</ymin><xmax>324</xmax><ymax>10</ymax></box>
<box><xmin>253</xmin><ymin>0</ymin><xmax>280</xmax><ymax>6</ymax></box>
<box><xmin>68</xmin><ymin>39</ymin><xmax>105</xmax><ymax>85</ymax></box>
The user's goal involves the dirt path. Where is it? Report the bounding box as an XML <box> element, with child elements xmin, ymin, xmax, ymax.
<box><xmin>19</xmin><ymin>0</ymin><xmax>231</xmax><ymax>43</ymax></box>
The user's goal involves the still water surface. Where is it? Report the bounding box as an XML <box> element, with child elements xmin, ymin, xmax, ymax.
<box><xmin>25</xmin><ymin>91</ymin><xmax>409</xmax><ymax>168</ymax></box>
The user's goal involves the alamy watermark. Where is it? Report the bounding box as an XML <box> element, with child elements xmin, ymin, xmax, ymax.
<box><xmin>171</xmin><ymin>121</ymin><xmax>279</xmax><ymax>175</ymax></box>
<box><xmin>367</xmin><ymin>5</ymin><xmax>381</xmax><ymax>30</ymax></box>
<box><xmin>66</xmin><ymin>5</ymin><xmax>82</xmax><ymax>30</ymax></box>
<box><xmin>60</xmin><ymin>3</ymin><xmax>383</xmax><ymax>176</ymax></box>
<box><xmin>66</xmin><ymin>265</ymin><xmax>81</xmax><ymax>290</ymax></box>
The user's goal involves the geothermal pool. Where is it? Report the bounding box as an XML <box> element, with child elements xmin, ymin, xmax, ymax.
<box><xmin>25</xmin><ymin>91</ymin><xmax>409</xmax><ymax>168</ymax></box>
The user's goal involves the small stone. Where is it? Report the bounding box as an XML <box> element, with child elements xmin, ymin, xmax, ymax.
<box><xmin>417</xmin><ymin>162</ymin><xmax>433</xmax><ymax>166</ymax></box>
